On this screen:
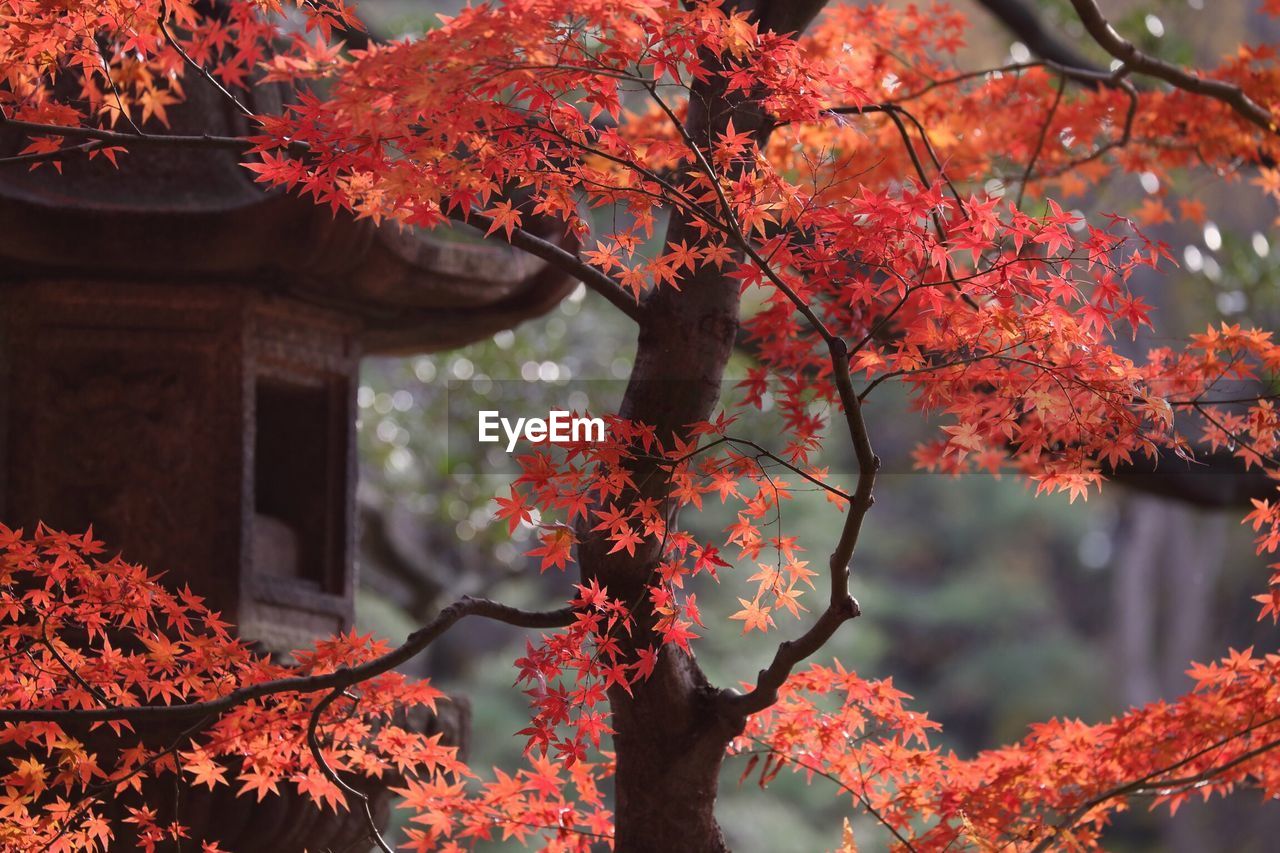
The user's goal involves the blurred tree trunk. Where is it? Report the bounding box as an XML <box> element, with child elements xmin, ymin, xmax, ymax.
<box><xmin>1111</xmin><ymin>496</ymin><xmax>1225</xmax><ymax>852</ymax></box>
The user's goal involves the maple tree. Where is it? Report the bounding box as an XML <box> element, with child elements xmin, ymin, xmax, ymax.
<box><xmin>4</xmin><ymin>0</ymin><xmax>1280</xmax><ymax>850</ymax></box>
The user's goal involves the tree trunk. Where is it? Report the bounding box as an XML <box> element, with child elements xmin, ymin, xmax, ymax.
<box><xmin>610</xmin><ymin>648</ymin><xmax>739</xmax><ymax>852</ymax></box>
<box><xmin>573</xmin><ymin>3</ymin><xmax>831</xmax><ymax>848</ymax></box>
<box><xmin>582</xmin><ymin>192</ymin><xmax>744</xmax><ymax>851</ymax></box>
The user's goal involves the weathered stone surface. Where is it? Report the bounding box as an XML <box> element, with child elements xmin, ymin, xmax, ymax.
<box><xmin>0</xmin><ymin>279</ymin><xmax>357</xmax><ymax>645</ymax></box>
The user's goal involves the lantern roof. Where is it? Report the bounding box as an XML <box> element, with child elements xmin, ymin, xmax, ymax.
<box><xmin>0</xmin><ymin>82</ymin><xmax>574</xmax><ymax>353</ymax></box>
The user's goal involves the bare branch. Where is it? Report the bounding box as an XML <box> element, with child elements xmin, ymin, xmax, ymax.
<box><xmin>0</xmin><ymin>114</ymin><xmax>308</xmax><ymax>154</ymax></box>
<box><xmin>95</xmin><ymin>42</ymin><xmax>144</xmax><ymax>136</ymax></box>
<box><xmin>884</xmin><ymin>60</ymin><xmax>1110</xmax><ymax>106</ymax></box>
<box><xmin>1068</xmin><ymin>0</ymin><xmax>1276</xmax><ymax>134</ymax></box>
<box><xmin>1016</xmin><ymin>72</ymin><xmax>1067</xmax><ymax>208</ymax></box>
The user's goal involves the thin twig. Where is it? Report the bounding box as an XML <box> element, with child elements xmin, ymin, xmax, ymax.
<box><xmin>635</xmin><ymin>435</ymin><xmax>853</xmax><ymax>501</ymax></box>
<box><xmin>0</xmin><ymin>114</ymin><xmax>308</xmax><ymax>154</ymax></box>
<box><xmin>744</xmin><ymin>735</ymin><xmax>919</xmax><ymax>852</ymax></box>
<box><xmin>95</xmin><ymin>40</ymin><xmax>144</xmax><ymax>135</ymax></box>
<box><xmin>157</xmin><ymin>0</ymin><xmax>254</xmax><ymax>118</ymax></box>
<box><xmin>1016</xmin><ymin>72</ymin><xmax>1067</xmax><ymax>209</ymax></box>
<box><xmin>460</xmin><ymin>210</ymin><xmax>644</xmax><ymax>323</ymax></box>
<box><xmin>1029</xmin><ymin>715</ymin><xmax>1280</xmax><ymax>852</ymax></box>
<box><xmin>40</xmin><ymin>619</ymin><xmax>111</xmax><ymax>707</ymax></box>
<box><xmin>307</xmin><ymin>688</ymin><xmax>394</xmax><ymax>853</ymax></box>
<box><xmin>0</xmin><ymin>141</ymin><xmax>104</xmax><ymax>167</ymax></box>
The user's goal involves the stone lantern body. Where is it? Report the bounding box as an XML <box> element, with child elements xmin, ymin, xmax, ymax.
<box><xmin>0</xmin><ymin>80</ymin><xmax>571</xmax><ymax>653</ymax></box>
<box><xmin>1</xmin><ymin>279</ymin><xmax>360</xmax><ymax>649</ymax></box>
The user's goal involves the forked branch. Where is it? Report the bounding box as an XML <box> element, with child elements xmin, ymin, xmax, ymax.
<box><xmin>640</xmin><ymin>80</ymin><xmax>881</xmax><ymax>718</ymax></box>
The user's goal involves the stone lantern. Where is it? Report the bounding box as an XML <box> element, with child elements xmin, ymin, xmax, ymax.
<box><xmin>0</xmin><ymin>79</ymin><xmax>571</xmax><ymax>849</ymax></box>
<box><xmin>0</xmin><ymin>81</ymin><xmax>572</xmax><ymax>654</ymax></box>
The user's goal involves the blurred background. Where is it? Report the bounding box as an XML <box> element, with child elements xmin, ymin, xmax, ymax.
<box><xmin>348</xmin><ymin>1</ymin><xmax>1280</xmax><ymax>849</ymax></box>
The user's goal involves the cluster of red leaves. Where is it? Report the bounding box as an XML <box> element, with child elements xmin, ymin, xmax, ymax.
<box><xmin>394</xmin><ymin>753</ymin><xmax>612</xmax><ymax>853</ymax></box>
<box><xmin>782</xmin><ymin>5</ymin><xmax>1280</xmax><ymax>210</ymax></box>
<box><xmin>175</xmin><ymin>0</ymin><xmax>1246</xmax><ymax>504</ymax></box>
<box><xmin>737</xmin><ymin>647</ymin><xmax>1280</xmax><ymax>851</ymax></box>
<box><xmin>6</xmin><ymin>0</ymin><xmax>1280</xmax><ymax>849</ymax></box>
<box><xmin>0</xmin><ymin>525</ymin><xmax>579</xmax><ymax>852</ymax></box>
<box><xmin>510</xmin><ymin>412</ymin><xmax>828</xmax><ymax>640</ymax></box>
<box><xmin>4</xmin><ymin>0</ymin><xmax>1277</xmax><ymax>502</ymax></box>
<box><xmin>1</xmin><ymin>0</ymin><xmax>278</xmax><ymax>127</ymax></box>
<box><xmin>512</xmin><ymin>579</ymin><xmax>632</xmax><ymax>766</ymax></box>
<box><xmin>0</xmin><ymin>524</ymin><xmax>630</xmax><ymax>851</ymax></box>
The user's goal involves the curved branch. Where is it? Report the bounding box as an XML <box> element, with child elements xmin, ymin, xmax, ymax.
<box><xmin>1068</xmin><ymin>0</ymin><xmax>1276</xmax><ymax>133</ymax></box>
<box><xmin>307</xmin><ymin>688</ymin><xmax>394</xmax><ymax>853</ymax></box>
<box><xmin>688</xmin><ymin>154</ymin><xmax>877</xmax><ymax>717</ymax></box>
<box><xmin>0</xmin><ymin>596</ymin><xmax>576</xmax><ymax>724</ymax></box>
<box><xmin>720</xmin><ymin>336</ymin><xmax>876</xmax><ymax>718</ymax></box>
<box><xmin>459</xmin><ymin>210</ymin><xmax>644</xmax><ymax>323</ymax></box>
